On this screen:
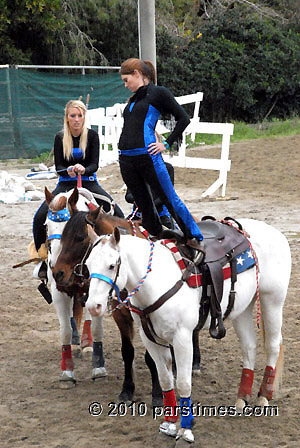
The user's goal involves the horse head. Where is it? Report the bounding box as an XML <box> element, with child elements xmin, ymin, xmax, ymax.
<box><xmin>52</xmin><ymin>207</ymin><xmax>145</xmax><ymax>289</ymax></box>
<box><xmin>52</xmin><ymin>207</ymin><xmax>117</xmax><ymax>287</ymax></box>
<box><xmin>85</xmin><ymin>226</ymin><xmax>125</xmax><ymax>317</ymax></box>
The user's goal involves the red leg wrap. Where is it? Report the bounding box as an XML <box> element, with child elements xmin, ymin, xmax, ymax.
<box><xmin>258</xmin><ymin>365</ymin><xmax>276</xmax><ymax>401</ymax></box>
<box><xmin>163</xmin><ymin>389</ymin><xmax>178</xmax><ymax>423</ymax></box>
<box><xmin>238</xmin><ymin>368</ymin><xmax>254</xmax><ymax>401</ymax></box>
<box><xmin>81</xmin><ymin>320</ymin><xmax>93</xmax><ymax>349</ymax></box>
<box><xmin>61</xmin><ymin>345</ymin><xmax>74</xmax><ymax>371</ymax></box>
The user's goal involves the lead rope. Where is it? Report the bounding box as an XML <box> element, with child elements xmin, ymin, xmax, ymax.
<box><xmin>128</xmin><ymin>204</ymin><xmax>139</xmax><ymax>236</ymax></box>
<box><xmin>121</xmin><ymin>240</ymin><xmax>155</xmax><ymax>306</ymax></box>
<box><xmin>221</xmin><ymin>219</ymin><xmax>261</xmax><ymax>328</ymax></box>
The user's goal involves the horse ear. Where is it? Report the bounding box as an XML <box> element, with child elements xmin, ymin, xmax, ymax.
<box><xmin>87</xmin><ymin>224</ymin><xmax>98</xmax><ymax>243</ymax></box>
<box><xmin>88</xmin><ymin>206</ymin><xmax>102</xmax><ymax>224</ymax></box>
<box><xmin>111</xmin><ymin>226</ymin><xmax>120</xmax><ymax>245</ymax></box>
<box><xmin>45</xmin><ymin>187</ymin><xmax>54</xmax><ymax>205</ymax></box>
<box><xmin>68</xmin><ymin>187</ymin><xmax>79</xmax><ymax>215</ymax></box>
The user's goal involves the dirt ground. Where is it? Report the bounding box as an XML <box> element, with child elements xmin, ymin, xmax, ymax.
<box><xmin>0</xmin><ymin>134</ymin><xmax>300</xmax><ymax>448</ymax></box>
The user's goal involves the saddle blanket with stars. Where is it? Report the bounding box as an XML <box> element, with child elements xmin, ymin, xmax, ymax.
<box><xmin>161</xmin><ymin>240</ymin><xmax>256</xmax><ymax>288</ymax></box>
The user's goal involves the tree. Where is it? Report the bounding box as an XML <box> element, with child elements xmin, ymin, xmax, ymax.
<box><xmin>0</xmin><ymin>0</ymin><xmax>64</xmax><ymax>64</ymax></box>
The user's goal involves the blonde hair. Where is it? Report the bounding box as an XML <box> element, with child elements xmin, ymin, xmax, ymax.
<box><xmin>63</xmin><ymin>100</ymin><xmax>88</xmax><ymax>160</ymax></box>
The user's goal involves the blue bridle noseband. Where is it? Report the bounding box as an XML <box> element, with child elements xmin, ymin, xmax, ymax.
<box><xmin>90</xmin><ymin>272</ymin><xmax>121</xmax><ymax>302</ymax></box>
<box><xmin>89</xmin><ymin>236</ymin><xmax>122</xmax><ymax>303</ymax></box>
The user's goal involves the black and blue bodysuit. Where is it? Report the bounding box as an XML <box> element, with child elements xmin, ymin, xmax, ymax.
<box><xmin>118</xmin><ymin>83</ymin><xmax>203</xmax><ymax>240</ymax></box>
<box><xmin>33</xmin><ymin>128</ymin><xmax>123</xmax><ymax>251</ymax></box>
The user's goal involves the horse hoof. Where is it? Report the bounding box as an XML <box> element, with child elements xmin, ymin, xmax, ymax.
<box><xmin>82</xmin><ymin>346</ymin><xmax>93</xmax><ymax>359</ymax></box>
<box><xmin>192</xmin><ymin>366</ymin><xmax>201</xmax><ymax>376</ymax></box>
<box><xmin>118</xmin><ymin>390</ymin><xmax>134</xmax><ymax>402</ymax></box>
<box><xmin>257</xmin><ymin>396</ymin><xmax>269</xmax><ymax>407</ymax></box>
<box><xmin>176</xmin><ymin>428</ymin><xmax>194</xmax><ymax>444</ymax></box>
<box><xmin>92</xmin><ymin>367</ymin><xmax>108</xmax><ymax>379</ymax></box>
<box><xmin>159</xmin><ymin>421</ymin><xmax>177</xmax><ymax>438</ymax></box>
<box><xmin>59</xmin><ymin>370</ymin><xmax>76</xmax><ymax>388</ymax></box>
<box><xmin>235</xmin><ymin>398</ymin><xmax>247</xmax><ymax>414</ymax></box>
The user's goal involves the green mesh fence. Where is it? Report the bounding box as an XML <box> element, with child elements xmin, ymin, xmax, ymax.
<box><xmin>0</xmin><ymin>68</ymin><xmax>129</xmax><ymax>159</ymax></box>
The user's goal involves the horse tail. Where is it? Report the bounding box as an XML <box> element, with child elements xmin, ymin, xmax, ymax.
<box><xmin>260</xmin><ymin>316</ymin><xmax>284</xmax><ymax>395</ymax></box>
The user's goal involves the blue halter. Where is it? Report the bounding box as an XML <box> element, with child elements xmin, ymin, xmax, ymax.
<box><xmin>89</xmin><ymin>236</ymin><xmax>122</xmax><ymax>302</ymax></box>
<box><xmin>90</xmin><ymin>273</ymin><xmax>121</xmax><ymax>302</ymax></box>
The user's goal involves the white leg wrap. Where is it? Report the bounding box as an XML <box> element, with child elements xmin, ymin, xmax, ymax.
<box><xmin>159</xmin><ymin>421</ymin><xmax>177</xmax><ymax>438</ymax></box>
<box><xmin>176</xmin><ymin>428</ymin><xmax>195</xmax><ymax>443</ymax></box>
<box><xmin>92</xmin><ymin>367</ymin><xmax>108</xmax><ymax>379</ymax></box>
<box><xmin>60</xmin><ymin>370</ymin><xmax>76</xmax><ymax>382</ymax></box>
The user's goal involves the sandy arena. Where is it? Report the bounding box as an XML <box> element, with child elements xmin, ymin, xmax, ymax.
<box><xmin>0</xmin><ymin>135</ymin><xmax>300</xmax><ymax>447</ymax></box>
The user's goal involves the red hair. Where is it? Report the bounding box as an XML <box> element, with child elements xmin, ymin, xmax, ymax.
<box><xmin>120</xmin><ymin>58</ymin><xmax>156</xmax><ymax>84</ymax></box>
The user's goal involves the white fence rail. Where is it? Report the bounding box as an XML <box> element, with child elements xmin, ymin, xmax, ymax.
<box><xmin>86</xmin><ymin>91</ymin><xmax>233</xmax><ymax>197</ymax></box>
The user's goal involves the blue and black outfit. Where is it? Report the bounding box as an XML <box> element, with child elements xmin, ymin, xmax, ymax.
<box><xmin>118</xmin><ymin>83</ymin><xmax>203</xmax><ymax>242</ymax></box>
<box><xmin>33</xmin><ymin>128</ymin><xmax>124</xmax><ymax>251</ymax></box>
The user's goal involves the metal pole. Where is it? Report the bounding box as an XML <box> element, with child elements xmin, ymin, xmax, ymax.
<box><xmin>138</xmin><ymin>0</ymin><xmax>156</xmax><ymax>74</ymax></box>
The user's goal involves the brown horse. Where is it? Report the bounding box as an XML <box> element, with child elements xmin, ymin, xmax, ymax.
<box><xmin>51</xmin><ymin>187</ymin><xmax>163</xmax><ymax>405</ymax></box>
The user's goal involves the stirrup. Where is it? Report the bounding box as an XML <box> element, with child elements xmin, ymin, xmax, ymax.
<box><xmin>186</xmin><ymin>239</ymin><xmax>205</xmax><ymax>264</ymax></box>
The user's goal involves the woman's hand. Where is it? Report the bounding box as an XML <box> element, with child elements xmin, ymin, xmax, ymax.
<box><xmin>148</xmin><ymin>141</ymin><xmax>166</xmax><ymax>155</ymax></box>
<box><xmin>73</xmin><ymin>164</ymin><xmax>86</xmax><ymax>175</ymax></box>
<box><xmin>67</xmin><ymin>164</ymin><xmax>85</xmax><ymax>177</ymax></box>
<box><xmin>67</xmin><ymin>165</ymin><xmax>76</xmax><ymax>178</ymax></box>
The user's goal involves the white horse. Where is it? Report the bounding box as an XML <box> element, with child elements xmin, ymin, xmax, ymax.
<box><xmin>84</xmin><ymin>219</ymin><xmax>291</xmax><ymax>444</ymax></box>
<box><xmin>45</xmin><ymin>187</ymin><xmax>107</xmax><ymax>386</ymax></box>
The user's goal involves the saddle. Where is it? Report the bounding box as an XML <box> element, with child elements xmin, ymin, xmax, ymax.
<box><xmin>160</xmin><ymin>217</ymin><xmax>251</xmax><ymax>340</ymax></box>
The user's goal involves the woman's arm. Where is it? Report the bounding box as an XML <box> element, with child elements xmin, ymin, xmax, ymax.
<box><xmin>84</xmin><ymin>130</ymin><xmax>99</xmax><ymax>176</ymax></box>
<box><xmin>53</xmin><ymin>133</ymin><xmax>71</xmax><ymax>177</ymax></box>
<box><xmin>153</xmin><ymin>86</ymin><xmax>190</xmax><ymax>147</ymax></box>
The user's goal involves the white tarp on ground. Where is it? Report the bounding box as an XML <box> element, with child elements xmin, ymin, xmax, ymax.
<box><xmin>0</xmin><ymin>171</ymin><xmax>45</xmax><ymax>203</ymax></box>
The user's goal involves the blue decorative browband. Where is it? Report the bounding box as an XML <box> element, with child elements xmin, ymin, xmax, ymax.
<box><xmin>48</xmin><ymin>208</ymin><xmax>71</xmax><ymax>223</ymax></box>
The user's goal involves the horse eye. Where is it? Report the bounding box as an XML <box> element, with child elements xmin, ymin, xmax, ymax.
<box><xmin>75</xmin><ymin>235</ymin><xmax>85</xmax><ymax>243</ymax></box>
<box><xmin>109</xmin><ymin>264</ymin><xmax>115</xmax><ymax>271</ymax></box>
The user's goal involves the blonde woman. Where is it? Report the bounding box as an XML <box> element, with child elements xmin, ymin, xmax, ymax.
<box><xmin>32</xmin><ymin>99</ymin><xmax>124</xmax><ymax>257</ymax></box>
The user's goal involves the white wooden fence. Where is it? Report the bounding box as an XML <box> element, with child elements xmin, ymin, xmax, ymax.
<box><xmin>86</xmin><ymin>91</ymin><xmax>233</xmax><ymax>197</ymax></box>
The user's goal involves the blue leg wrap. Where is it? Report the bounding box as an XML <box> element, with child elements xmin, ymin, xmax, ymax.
<box><xmin>70</xmin><ymin>317</ymin><xmax>80</xmax><ymax>345</ymax></box>
<box><xmin>92</xmin><ymin>341</ymin><xmax>105</xmax><ymax>368</ymax></box>
<box><xmin>180</xmin><ymin>397</ymin><xmax>194</xmax><ymax>429</ymax></box>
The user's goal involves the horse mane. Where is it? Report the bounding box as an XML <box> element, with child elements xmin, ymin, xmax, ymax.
<box><xmin>49</xmin><ymin>195</ymin><xmax>67</xmax><ymax>212</ymax></box>
<box><xmin>61</xmin><ymin>211</ymin><xmax>132</xmax><ymax>243</ymax></box>
<box><xmin>61</xmin><ymin>211</ymin><xmax>88</xmax><ymax>243</ymax></box>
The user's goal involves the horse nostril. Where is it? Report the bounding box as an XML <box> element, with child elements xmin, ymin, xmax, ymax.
<box><xmin>54</xmin><ymin>270</ymin><xmax>65</xmax><ymax>283</ymax></box>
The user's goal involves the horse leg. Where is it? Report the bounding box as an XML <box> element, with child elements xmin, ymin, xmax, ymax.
<box><xmin>52</xmin><ymin>289</ymin><xmax>76</xmax><ymax>386</ymax></box>
<box><xmin>91</xmin><ymin>314</ymin><xmax>107</xmax><ymax>379</ymax></box>
<box><xmin>232</xmin><ymin>301</ymin><xmax>256</xmax><ymax>411</ymax></box>
<box><xmin>144</xmin><ymin>350</ymin><xmax>163</xmax><ymax>407</ymax></box>
<box><xmin>140</xmin><ymin>333</ymin><xmax>177</xmax><ymax>439</ymax></box>
<box><xmin>256</xmin><ymin>295</ymin><xmax>285</xmax><ymax>407</ymax></box>
<box><xmin>81</xmin><ymin>308</ymin><xmax>93</xmax><ymax>357</ymax></box>
<box><xmin>73</xmin><ymin>297</ymin><xmax>83</xmax><ymax>337</ymax></box>
<box><xmin>192</xmin><ymin>328</ymin><xmax>201</xmax><ymax>375</ymax></box>
<box><xmin>112</xmin><ymin>304</ymin><xmax>135</xmax><ymax>402</ymax></box>
<box><xmin>172</xmin><ymin>328</ymin><xmax>195</xmax><ymax>444</ymax></box>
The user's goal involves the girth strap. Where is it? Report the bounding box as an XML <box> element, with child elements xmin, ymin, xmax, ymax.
<box><xmin>129</xmin><ymin>279</ymin><xmax>184</xmax><ymax>346</ymax></box>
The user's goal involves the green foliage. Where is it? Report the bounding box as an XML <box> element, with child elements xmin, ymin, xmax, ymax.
<box><xmin>0</xmin><ymin>0</ymin><xmax>64</xmax><ymax>64</ymax></box>
<box><xmin>157</xmin><ymin>8</ymin><xmax>300</xmax><ymax>122</ymax></box>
